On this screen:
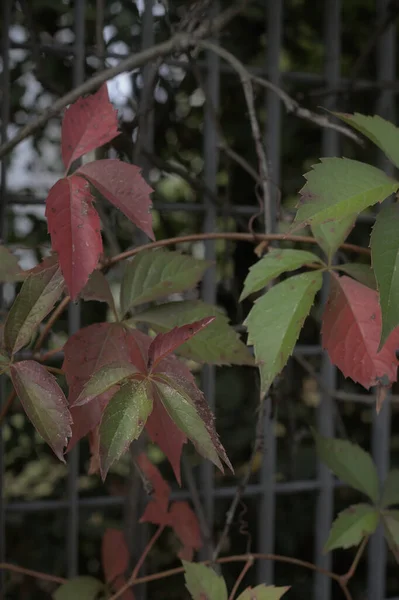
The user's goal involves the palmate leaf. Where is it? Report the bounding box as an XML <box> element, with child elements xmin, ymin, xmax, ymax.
<box><xmin>245</xmin><ymin>271</ymin><xmax>322</xmax><ymax>396</ymax></box>
<box><xmin>4</xmin><ymin>258</ymin><xmax>64</xmax><ymax>355</ymax></box>
<box><xmin>324</xmin><ymin>504</ymin><xmax>379</xmax><ymax>552</ymax></box>
<box><xmin>294</xmin><ymin>158</ymin><xmax>399</xmax><ymax>228</ymax></box>
<box><xmin>73</xmin><ymin>362</ymin><xmax>138</xmax><ymax>406</ymax></box>
<box><xmin>133</xmin><ymin>300</ymin><xmax>253</xmax><ymax>365</ymax></box>
<box><xmin>371</xmin><ymin>202</ymin><xmax>399</xmax><ymax>347</ymax></box>
<box><xmin>236</xmin><ymin>585</ymin><xmax>290</xmax><ymax>600</ymax></box>
<box><xmin>337</xmin><ymin>263</ymin><xmax>376</xmax><ymax>290</ymax></box>
<box><xmin>183</xmin><ymin>561</ymin><xmax>228</xmax><ymax>600</ymax></box>
<box><xmin>314</xmin><ymin>432</ymin><xmax>379</xmax><ymax>503</ymax></box>
<box><xmin>311</xmin><ymin>214</ymin><xmax>356</xmax><ymax>263</ymax></box>
<box><xmin>381</xmin><ymin>470</ymin><xmax>399</xmax><ymax>508</ymax></box>
<box><xmin>240</xmin><ymin>248</ymin><xmax>322</xmax><ymax>301</ymax></box>
<box><xmin>53</xmin><ymin>576</ymin><xmax>104</xmax><ymax>600</ymax></box>
<box><xmin>120</xmin><ymin>249</ymin><xmax>210</xmax><ymax>315</ymax></box>
<box><xmin>10</xmin><ymin>360</ymin><xmax>72</xmax><ymax>462</ymax></box>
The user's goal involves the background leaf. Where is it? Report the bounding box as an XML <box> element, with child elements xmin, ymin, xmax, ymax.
<box><xmin>182</xmin><ymin>561</ymin><xmax>228</xmax><ymax>600</ymax></box>
<box><xmin>314</xmin><ymin>432</ymin><xmax>380</xmax><ymax>503</ymax></box>
<box><xmin>371</xmin><ymin>203</ymin><xmax>399</xmax><ymax>346</ymax></box>
<box><xmin>311</xmin><ymin>215</ymin><xmax>356</xmax><ymax>263</ymax></box>
<box><xmin>381</xmin><ymin>470</ymin><xmax>399</xmax><ymax>508</ymax></box>
<box><xmin>245</xmin><ymin>272</ymin><xmax>322</xmax><ymax>396</ymax></box>
<box><xmin>324</xmin><ymin>503</ymin><xmax>379</xmax><ymax>552</ymax></box>
<box><xmin>101</xmin><ymin>528</ymin><xmax>129</xmax><ymax>584</ymax></box>
<box><xmin>240</xmin><ymin>248</ymin><xmax>322</xmax><ymax>301</ymax></box>
<box><xmin>169</xmin><ymin>502</ymin><xmax>202</xmax><ymax>561</ymax></box>
<box><xmin>53</xmin><ymin>576</ymin><xmax>104</xmax><ymax>600</ymax></box>
<box><xmin>4</xmin><ymin>259</ymin><xmax>64</xmax><ymax>355</ymax></box>
<box><xmin>0</xmin><ymin>245</ymin><xmax>26</xmax><ymax>282</ymax></box>
<box><xmin>382</xmin><ymin>510</ymin><xmax>399</xmax><ymax>561</ymax></box>
<box><xmin>337</xmin><ymin>263</ymin><xmax>376</xmax><ymax>290</ymax></box>
<box><xmin>236</xmin><ymin>585</ymin><xmax>290</xmax><ymax>600</ymax></box>
<box><xmin>294</xmin><ymin>158</ymin><xmax>398</xmax><ymax>227</ymax></box>
<box><xmin>10</xmin><ymin>361</ymin><xmax>72</xmax><ymax>462</ymax></box>
<box><xmin>137</xmin><ymin>453</ymin><xmax>171</xmax><ymax>524</ymax></box>
<box><xmin>133</xmin><ymin>300</ymin><xmax>253</xmax><ymax>365</ymax></box>
<box><xmin>120</xmin><ymin>250</ymin><xmax>210</xmax><ymax>315</ymax></box>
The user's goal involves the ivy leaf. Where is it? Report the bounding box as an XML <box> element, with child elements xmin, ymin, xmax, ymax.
<box><xmin>53</xmin><ymin>576</ymin><xmax>104</xmax><ymax>600</ymax></box>
<box><xmin>314</xmin><ymin>432</ymin><xmax>379</xmax><ymax>503</ymax></box>
<box><xmin>4</xmin><ymin>259</ymin><xmax>64</xmax><ymax>355</ymax></box>
<box><xmin>294</xmin><ymin>158</ymin><xmax>399</xmax><ymax>228</ymax></box>
<box><xmin>76</xmin><ymin>159</ymin><xmax>154</xmax><ymax>240</ymax></box>
<box><xmin>0</xmin><ymin>246</ymin><xmax>25</xmax><ymax>282</ymax></box>
<box><xmin>120</xmin><ymin>249</ymin><xmax>210</xmax><ymax>315</ymax></box>
<box><xmin>245</xmin><ymin>272</ymin><xmax>322</xmax><ymax>396</ymax></box>
<box><xmin>381</xmin><ymin>470</ymin><xmax>399</xmax><ymax>508</ymax></box>
<box><xmin>148</xmin><ymin>318</ymin><xmax>215</xmax><ymax>370</ymax></box>
<box><xmin>381</xmin><ymin>510</ymin><xmax>399</xmax><ymax>561</ymax></box>
<box><xmin>101</xmin><ymin>529</ymin><xmax>129</xmax><ymax>584</ymax></box>
<box><xmin>322</xmin><ymin>275</ymin><xmax>399</xmax><ymax>391</ymax></box>
<box><xmin>236</xmin><ymin>585</ymin><xmax>290</xmax><ymax>600</ymax></box>
<box><xmin>334</xmin><ymin>112</ymin><xmax>399</xmax><ymax>170</ymax></box>
<box><xmin>240</xmin><ymin>248</ymin><xmax>322</xmax><ymax>301</ymax></box>
<box><xmin>99</xmin><ymin>378</ymin><xmax>153</xmax><ymax>479</ymax></box>
<box><xmin>371</xmin><ymin>203</ymin><xmax>399</xmax><ymax>347</ymax></box>
<box><xmin>183</xmin><ymin>561</ymin><xmax>228</xmax><ymax>600</ymax></box>
<box><xmin>169</xmin><ymin>502</ymin><xmax>202</xmax><ymax>561</ymax></box>
<box><xmin>73</xmin><ymin>362</ymin><xmax>138</xmax><ymax>406</ymax></box>
<box><xmin>154</xmin><ymin>373</ymin><xmax>232</xmax><ymax>473</ymax></box>
<box><xmin>61</xmin><ymin>83</ymin><xmax>119</xmax><ymax>171</ymax></box>
<box><xmin>45</xmin><ymin>176</ymin><xmax>102</xmax><ymax>300</ymax></box>
<box><xmin>337</xmin><ymin>263</ymin><xmax>376</xmax><ymax>290</ymax></box>
<box><xmin>133</xmin><ymin>300</ymin><xmax>253</xmax><ymax>365</ymax></box>
<box><xmin>10</xmin><ymin>361</ymin><xmax>72</xmax><ymax>462</ymax></box>
<box><xmin>311</xmin><ymin>215</ymin><xmax>356</xmax><ymax>263</ymax></box>
<box><xmin>324</xmin><ymin>504</ymin><xmax>379</xmax><ymax>552</ymax></box>
<box><xmin>80</xmin><ymin>270</ymin><xmax>118</xmax><ymax>317</ymax></box>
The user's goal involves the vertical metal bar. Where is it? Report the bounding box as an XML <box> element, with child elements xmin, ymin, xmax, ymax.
<box><xmin>0</xmin><ymin>0</ymin><xmax>12</xmax><ymax>592</ymax></box>
<box><xmin>199</xmin><ymin>0</ymin><xmax>220</xmax><ymax>561</ymax></box>
<box><xmin>313</xmin><ymin>2</ymin><xmax>340</xmax><ymax>598</ymax></box>
<box><xmin>368</xmin><ymin>1</ymin><xmax>395</xmax><ymax>596</ymax></box>
<box><xmin>257</xmin><ymin>0</ymin><xmax>283</xmax><ymax>584</ymax></box>
<box><xmin>66</xmin><ymin>0</ymin><xmax>86</xmax><ymax>578</ymax></box>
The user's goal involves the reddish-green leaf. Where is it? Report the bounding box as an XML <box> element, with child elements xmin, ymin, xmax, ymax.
<box><xmin>4</xmin><ymin>259</ymin><xmax>64</xmax><ymax>355</ymax></box>
<box><xmin>337</xmin><ymin>263</ymin><xmax>376</xmax><ymax>290</ymax></box>
<box><xmin>148</xmin><ymin>318</ymin><xmax>215</xmax><ymax>370</ymax></box>
<box><xmin>324</xmin><ymin>504</ymin><xmax>379</xmax><ymax>552</ymax></box>
<box><xmin>322</xmin><ymin>275</ymin><xmax>399</xmax><ymax>390</ymax></box>
<box><xmin>46</xmin><ymin>176</ymin><xmax>102</xmax><ymax>300</ymax></box>
<box><xmin>236</xmin><ymin>585</ymin><xmax>290</xmax><ymax>600</ymax></box>
<box><xmin>53</xmin><ymin>576</ymin><xmax>104</xmax><ymax>600</ymax></box>
<box><xmin>102</xmin><ymin>528</ymin><xmax>129</xmax><ymax>584</ymax></box>
<box><xmin>183</xmin><ymin>561</ymin><xmax>228</xmax><ymax>600</ymax></box>
<box><xmin>10</xmin><ymin>360</ymin><xmax>72</xmax><ymax>462</ymax></box>
<box><xmin>61</xmin><ymin>83</ymin><xmax>119</xmax><ymax>171</ymax></box>
<box><xmin>169</xmin><ymin>501</ymin><xmax>202</xmax><ymax>561</ymax></box>
<box><xmin>74</xmin><ymin>362</ymin><xmax>138</xmax><ymax>406</ymax></box>
<box><xmin>80</xmin><ymin>269</ymin><xmax>118</xmax><ymax>316</ymax></box>
<box><xmin>77</xmin><ymin>159</ymin><xmax>154</xmax><ymax>240</ymax></box>
<box><xmin>99</xmin><ymin>379</ymin><xmax>153</xmax><ymax>479</ymax></box>
<box><xmin>0</xmin><ymin>245</ymin><xmax>25</xmax><ymax>282</ymax></box>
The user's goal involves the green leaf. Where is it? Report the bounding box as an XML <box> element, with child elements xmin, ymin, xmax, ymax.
<box><xmin>294</xmin><ymin>158</ymin><xmax>399</xmax><ymax>228</ymax></box>
<box><xmin>4</xmin><ymin>260</ymin><xmax>64</xmax><ymax>355</ymax></box>
<box><xmin>324</xmin><ymin>503</ymin><xmax>379</xmax><ymax>552</ymax></box>
<box><xmin>240</xmin><ymin>248</ymin><xmax>322</xmax><ymax>301</ymax></box>
<box><xmin>245</xmin><ymin>272</ymin><xmax>322</xmax><ymax>396</ymax></box>
<box><xmin>0</xmin><ymin>246</ymin><xmax>25</xmax><ymax>283</ymax></box>
<box><xmin>53</xmin><ymin>576</ymin><xmax>104</xmax><ymax>600</ymax></box>
<box><xmin>314</xmin><ymin>433</ymin><xmax>380</xmax><ymax>503</ymax></box>
<box><xmin>99</xmin><ymin>378</ymin><xmax>153</xmax><ymax>478</ymax></box>
<box><xmin>182</xmin><ymin>561</ymin><xmax>228</xmax><ymax>600</ymax></box>
<box><xmin>381</xmin><ymin>470</ymin><xmax>399</xmax><ymax>508</ymax></box>
<box><xmin>337</xmin><ymin>263</ymin><xmax>376</xmax><ymax>290</ymax></box>
<box><xmin>334</xmin><ymin>112</ymin><xmax>399</xmax><ymax>170</ymax></box>
<box><xmin>120</xmin><ymin>249</ymin><xmax>210</xmax><ymax>315</ymax></box>
<box><xmin>74</xmin><ymin>362</ymin><xmax>138</xmax><ymax>406</ymax></box>
<box><xmin>381</xmin><ymin>509</ymin><xmax>399</xmax><ymax>561</ymax></box>
<box><xmin>80</xmin><ymin>270</ymin><xmax>118</xmax><ymax>317</ymax></box>
<box><xmin>236</xmin><ymin>585</ymin><xmax>290</xmax><ymax>600</ymax></box>
<box><xmin>311</xmin><ymin>215</ymin><xmax>356</xmax><ymax>263</ymax></box>
<box><xmin>130</xmin><ymin>300</ymin><xmax>253</xmax><ymax>365</ymax></box>
<box><xmin>370</xmin><ymin>203</ymin><xmax>399</xmax><ymax>347</ymax></box>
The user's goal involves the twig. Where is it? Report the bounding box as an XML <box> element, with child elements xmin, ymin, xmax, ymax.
<box><xmin>339</xmin><ymin>535</ymin><xmax>369</xmax><ymax>585</ymax></box>
<box><xmin>0</xmin><ymin>562</ymin><xmax>66</xmax><ymax>585</ymax></box>
<box><xmin>44</xmin><ymin>366</ymin><xmax>64</xmax><ymax>376</ymax></box>
<box><xmin>228</xmin><ymin>556</ymin><xmax>254</xmax><ymax>600</ymax></box>
<box><xmin>0</xmin><ymin>2</ymin><xmax>246</xmax><ymax>160</ymax></box>
<box><xmin>0</xmin><ymin>390</ymin><xmax>16</xmax><ymax>425</ymax></box>
<box><xmin>37</xmin><ymin>346</ymin><xmax>65</xmax><ymax>363</ymax></box>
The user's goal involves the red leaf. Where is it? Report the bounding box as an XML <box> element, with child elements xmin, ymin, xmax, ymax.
<box><xmin>126</xmin><ymin>328</ymin><xmax>151</xmax><ymax>373</ymax></box>
<box><xmin>102</xmin><ymin>529</ymin><xmax>129</xmax><ymax>584</ymax></box>
<box><xmin>61</xmin><ymin>83</ymin><xmax>119</xmax><ymax>171</ymax></box>
<box><xmin>45</xmin><ymin>176</ymin><xmax>102</xmax><ymax>299</ymax></box>
<box><xmin>169</xmin><ymin>501</ymin><xmax>202</xmax><ymax>560</ymax></box>
<box><xmin>148</xmin><ymin>318</ymin><xmax>215</xmax><ymax>370</ymax></box>
<box><xmin>137</xmin><ymin>453</ymin><xmax>170</xmax><ymax>525</ymax></box>
<box><xmin>76</xmin><ymin>160</ymin><xmax>154</xmax><ymax>240</ymax></box>
<box><xmin>68</xmin><ymin>394</ymin><xmax>111</xmax><ymax>452</ymax></box>
<box><xmin>322</xmin><ymin>275</ymin><xmax>399</xmax><ymax>389</ymax></box>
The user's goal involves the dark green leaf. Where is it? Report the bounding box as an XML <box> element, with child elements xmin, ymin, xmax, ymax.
<box><xmin>337</xmin><ymin>263</ymin><xmax>376</xmax><ymax>290</ymax></box>
<box><xmin>240</xmin><ymin>248</ymin><xmax>322</xmax><ymax>301</ymax></box>
<box><xmin>381</xmin><ymin>510</ymin><xmax>399</xmax><ymax>562</ymax></box>
<box><xmin>245</xmin><ymin>272</ymin><xmax>322</xmax><ymax>396</ymax></box>
<box><xmin>381</xmin><ymin>470</ymin><xmax>399</xmax><ymax>508</ymax></box>
<box><xmin>120</xmin><ymin>249</ymin><xmax>210</xmax><ymax>315</ymax></box>
<box><xmin>53</xmin><ymin>576</ymin><xmax>104</xmax><ymax>600</ymax></box>
<box><xmin>311</xmin><ymin>215</ymin><xmax>356</xmax><ymax>263</ymax></box>
<box><xmin>182</xmin><ymin>561</ymin><xmax>228</xmax><ymax>600</ymax></box>
<box><xmin>0</xmin><ymin>246</ymin><xmax>25</xmax><ymax>282</ymax></box>
<box><xmin>74</xmin><ymin>362</ymin><xmax>138</xmax><ymax>406</ymax></box>
<box><xmin>324</xmin><ymin>504</ymin><xmax>379</xmax><ymax>552</ymax></box>
<box><xmin>314</xmin><ymin>433</ymin><xmax>379</xmax><ymax>503</ymax></box>
<box><xmin>236</xmin><ymin>585</ymin><xmax>290</xmax><ymax>600</ymax></box>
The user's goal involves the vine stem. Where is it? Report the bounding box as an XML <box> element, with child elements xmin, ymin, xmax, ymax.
<box><xmin>228</xmin><ymin>556</ymin><xmax>254</xmax><ymax>600</ymax></box>
<box><xmin>0</xmin><ymin>562</ymin><xmax>66</xmax><ymax>585</ymax></box>
<box><xmin>339</xmin><ymin>535</ymin><xmax>369</xmax><ymax>585</ymax></box>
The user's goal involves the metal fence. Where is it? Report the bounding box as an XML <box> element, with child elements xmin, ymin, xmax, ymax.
<box><xmin>0</xmin><ymin>1</ymin><xmax>398</xmax><ymax>599</ymax></box>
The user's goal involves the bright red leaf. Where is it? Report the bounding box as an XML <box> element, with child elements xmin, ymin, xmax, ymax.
<box><xmin>45</xmin><ymin>175</ymin><xmax>102</xmax><ymax>299</ymax></box>
<box><xmin>61</xmin><ymin>83</ymin><xmax>119</xmax><ymax>171</ymax></box>
<box><xmin>169</xmin><ymin>501</ymin><xmax>202</xmax><ymax>561</ymax></box>
<box><xmin>322</xmin><ymin>275</ymin><xmax>399</xmax><ymax>389</ymax></box>
<box><xmin>102</xmin><ymin>529</ymin><xmax>129</xmax><ymax>584</ymax></box>
<box><xmin>148</xmin><ymin>318</ymin><xmax>215</xmax><ymax>370</ymax></box>
<box><xmin>76</xmin><ymin>159</ymin><xmax>154</xmax><ymax>240</ymax></box>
